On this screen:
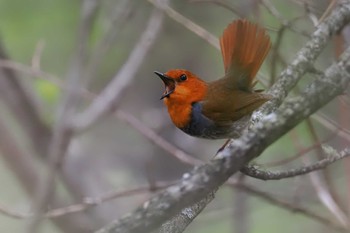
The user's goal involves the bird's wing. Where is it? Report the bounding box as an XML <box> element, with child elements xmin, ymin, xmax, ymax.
<box><xmin>202</xmin><ymin>87</ymin><xmax>271</xmax><ymax>123</ymax></box>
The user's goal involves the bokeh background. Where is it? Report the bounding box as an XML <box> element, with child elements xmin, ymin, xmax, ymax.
<box><xmin>0</xmin><ymin>0</ymin><xmax>349</xmax><ymax>232</ymax></box>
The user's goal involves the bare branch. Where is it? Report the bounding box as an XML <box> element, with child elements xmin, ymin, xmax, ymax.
<box><xmin>31</xmin><ymin>39</ymin><xmax>45</xmax><ymax>70</ymax></box>
<box><xmin>85</xmin><ymin>0</ymin><xmax>133</xmax><ymax>84</ymax></box>
<box><xmin>116</xmin><ymin>110</ymin><xmax>203</xmax><ymax>166</ymax></box>
<box><xmin>0</xmin><ymin>181</ymin><xmax>173</xmax><ymax>219</ymax></box>
<box><xmin>317</xmin><ymin>0</ymin><xmax>338</xmax><ymax>25</ymax></box>
<box><xmin>189</xmin><ymin>0</ymin><xmax>244</xmax><ymax>17</ymax></box>
<box><xmin>0</xmin><ymin>202</ymin><xmax>30</xmax><ymax>219</ymax></box>
<box><xmin>71</xmin><ymin>3</ymin><xmax>166</xmax><ymax>133</ymax></box>
<box><xmin>261</xmin><ymin>0</ymin><xmax>311</xmax><ymax>38</ymax></box>
<box><xmin>312</xmin><ymin>113</ymin><xmax>350</xmax><ymax>143</ymax></box>
<box><xmin>304</xmin><ymin>117</ymin><xmax>347</xmax><ymax>227</ymax></box>
<box><xmin>269</xmin><ymin>26</ymin><xmax>287</xmax><ymax>86</ymax></box>
<box><xmin>241</xmin><ymin>147</ymin><xmax>350</xmax><ymax>180</ymax></box>
<box><xmin>148</xmin><ymin>0</ymin><xmax>220</xmax><ymax>49</ymax></box>
<box><xmin>263</xmin><ymin>127</ymin><xmax>339</xmax><ymax>167</ymax></box>
<box><xmin>235</xmin><ymin>183</ymin><xmax>348</xmax><ymax>232</ymax></box>
<box><xmin>304</xmin><ymin>148</ymin><xmax>349</xmax><ymax>227</ymax></box>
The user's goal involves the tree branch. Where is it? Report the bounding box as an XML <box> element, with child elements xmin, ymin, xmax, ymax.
<box><xmin>241</xmin><ymin>147</ymin><xmax>350</xmax><ymax>180</ymax></box>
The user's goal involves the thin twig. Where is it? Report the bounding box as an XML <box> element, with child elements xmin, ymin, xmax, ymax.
<box><xmin>0</xmin><ymin>203</ymin><xmax>30</xmax><ymax>219</ymax></box>
<box><xmin>85</xmin><ymin>0</ymin><xmax>133</xmax><ymax>84</ymax></box>
<box><xmin>304</xmin><ymin>119</ymin><xmax>347</xmax><ymax>227</ymax></box>
<box><xmin>116</xmin><ymin>111</ymin><xmax>203</xmax><ymax>166</ymax></box>
<box><xmin>0</xmin><ymin>59</ymin><xmax>91</xmax><ymax>99</ymax></box>
<box><xmin>148</xmin><ymin>0</ymin><xmax>220</xmax><ymax>49</ymax></box>
<box><xmin>189</xmin><ymin>0</ymin><xmax>244</xmax><ymax>17</ymax></box>
<box><xmin>31</xmin><ymin>39</ymin><xmax>45</xmax><ymax>70</ymax></box>
<box><xmin>241</xmin><ymin>148</ymin><xmax>350</xmax><ymax>180</ymax></box>
<box><xmin>261</xmin><ymin>0</ymin><xmax>311</xmax><ymax>38</ymax></box>
<box><xmin>263</xmin><ymin>127</ymin><xmax>340</xmax><ymax>167</ymax></box>
<box><xmin>47</xmin><ymin>181</ymin><xmax>172</xmax><ymax>218</ymax></box>
<box><xmin>234</xmin><ymin>182</ymin><xmax>348</xmax><ymax>232</ymax></box>
<box><xmin>317</xmin><ymin>0</ymin><xmax>338</xmax><ymax>26</ymax></box>
<box><xmin>311</xmin><ymin>113</ymin><xmax>350</xmax><ymax>143</ymax></box>
<box><xmin>0</xmin><ymin>181</ymin><xmax>174</xmax><ymax>219</ymax></box>
<box><xmin>269</xmin><ymin>26</ymin><xmax>286</xmax><ymax>86</ymax></box>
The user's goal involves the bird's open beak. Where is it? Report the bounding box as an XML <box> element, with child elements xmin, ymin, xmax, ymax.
<box><xmin>154</xmin><ymin>71</ymin><xmax>175</xmax><ymax>100</ymax></box>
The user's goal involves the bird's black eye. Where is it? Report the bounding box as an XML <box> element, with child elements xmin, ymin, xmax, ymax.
<box><xmin>179</xmin><ymin>74</ymin><xmax>187</xmax><ymax>81</ymax></box>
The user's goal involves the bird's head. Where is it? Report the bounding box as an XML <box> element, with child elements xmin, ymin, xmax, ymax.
<box><xmin>154</xmin><ymin>69</ymin><xmax>207</xmax><ymax>105</ymax></box>
<box><xmin>155</xmin><ymin>69</ymin><xmax>208</xmax><ymax>128</ymax></box>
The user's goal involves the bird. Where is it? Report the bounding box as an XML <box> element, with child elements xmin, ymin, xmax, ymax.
<box><xmin>155</xmin><ymin>19</ymin><xmax>271</xmax><ymax>139</ymax></box>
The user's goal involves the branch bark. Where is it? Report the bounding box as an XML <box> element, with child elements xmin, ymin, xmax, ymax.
<box><xmin>158</xmin><ymin>192</ymin><xmax>215</xmax><ymax>233</ymax></box>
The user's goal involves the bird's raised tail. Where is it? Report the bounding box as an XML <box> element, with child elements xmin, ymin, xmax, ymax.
<box><xmin>220</xmin><ymin>19</ymin><xmax>271</xmax><ymax>92</ymax></box>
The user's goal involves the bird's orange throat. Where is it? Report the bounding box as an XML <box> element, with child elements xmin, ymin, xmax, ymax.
<box><xmin>164</xmin><ymin>98</ymin><xmax>192</xmax><ymax>128</ymax></box>
<box><xmin>163</xmin><ymin>80</ymin><xmax>207</xmax><ymax>129</ymax></box>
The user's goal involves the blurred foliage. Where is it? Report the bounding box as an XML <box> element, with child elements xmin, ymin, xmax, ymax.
<box><xmin>34</xmin><ymin>79</ymin><xmax>60</xmax><ymax>105</ymax></box>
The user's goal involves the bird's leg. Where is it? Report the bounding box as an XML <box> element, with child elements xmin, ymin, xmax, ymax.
<box><xmin>213</xmin><ymin>139</ymin><xmax>231</xmax><ymax>158</ymax></box>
